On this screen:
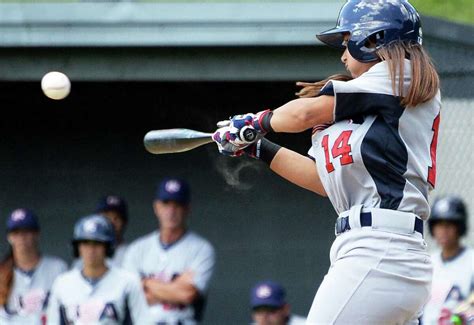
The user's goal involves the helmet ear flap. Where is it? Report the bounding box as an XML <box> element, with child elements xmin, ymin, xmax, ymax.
<box><xmin>366</xmin><ymin>31</ymin><xmax>385</xmax><ymax>49</ymax></box>
<box><xmin>356</xmin><ymin>31</ymin><xmax>385</xmax><ymax>62</ymax></box>
<box><xmin>347</xmin><ymin>38</ymin><xmax>380</xmax><ymax>63</ymax></box>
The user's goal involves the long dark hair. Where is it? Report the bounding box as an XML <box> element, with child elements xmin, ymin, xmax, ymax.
<box><xmin>295</xmin><ymin>74</ymin><xmax>353</xmax><ymax>98</ymax></box>
<box><xmin>0</xmin><ymin>249</ymin><xmax>14</xmax><ymax>305</ymax></box>
<box><xmin>376</xmin><ymin>41</ymin><xmax>440</xmax><ymax>107</ymax></box>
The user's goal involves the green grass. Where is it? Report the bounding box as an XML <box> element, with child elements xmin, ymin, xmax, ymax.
<box><xmin>409</xmin><ymin>0</ymin><xmax>473</xmax><ymax>25</ymax></box>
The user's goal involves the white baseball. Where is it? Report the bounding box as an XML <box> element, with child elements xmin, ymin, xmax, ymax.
<box><xmin>41</xmin><ymin>71</ymin><xmax>71</xmax><ymax>100</ymax></box>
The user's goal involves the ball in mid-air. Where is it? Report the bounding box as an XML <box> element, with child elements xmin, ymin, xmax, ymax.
<box><xmin>41</xmin><ymin>71</ymin><xmax>71</xmax><ymax>100</ymax></box>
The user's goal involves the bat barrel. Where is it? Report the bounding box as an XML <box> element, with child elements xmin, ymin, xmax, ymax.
<box><xmin>143</xmin><ymin>127</ymin><xmax>259</xmax><ymax>155</ymax></box>
<box><xmin>144</xmin><ymin>129</ymin><xmax>214</xmax><ymax>154</ymax></box>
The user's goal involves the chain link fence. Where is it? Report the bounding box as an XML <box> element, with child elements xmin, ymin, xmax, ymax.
<box><xmin>425</xmin><ymin>35</ymin><xmax>474</xmax><ymax>246</ymax></box>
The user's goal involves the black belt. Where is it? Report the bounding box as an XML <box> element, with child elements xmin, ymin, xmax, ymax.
<box><xmin>335</xmin><ymin>212</ymin><xmax>424</xmax><ymax>236</ymax></box>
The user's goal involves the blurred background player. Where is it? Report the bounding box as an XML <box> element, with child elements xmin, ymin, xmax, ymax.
<box><xmin>0</xmin><ymin>208</ymin><xmax>67</xmax><ymax>324</ymax></box>
<box><xmin>122</xmin><ymin>177</ymin><xmax>216</xmax><ymax>324</ymax></box>
<box><xmin>72</xmin><ymin>195</ymin><xmax>129</xmax><ymax>269</ymax></box>
<box><xmin>449</xmin><ymin>292</ymin><xmax>474</xmax><ymax>325</ymax></box>
<box><xmin>250</xmin><ymin>280</ymin><xmax>306</xmax><ymax>325</ymax></box>
<box><xmin>47</xmin><ymin>214</ymin><xmax>151</xmax><ymax>324</ymax></box>
<box><xmin>422</xmin><ymin>195</ymin><xmax>474</xmax><ymax>325</ymax></box>
<box><xmin>95</xmin><ymin>195</ymin><xmax>129</xmax><ymax>266</ymax></box>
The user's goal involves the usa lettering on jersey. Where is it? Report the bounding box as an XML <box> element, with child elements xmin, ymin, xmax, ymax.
<box><xmin>4</xmin><ymin>289</ymin><xmax>49</xmax><ymax>316</ymax></box>
<box><xmin>48</xmin><ymin>268</ymin><xmax>151</xmax><ymax>324</ymax></box>
<box><xmin>60</xmin><ymin>300</ymin><xmax>119</xmax><ymax>323</ymax></box>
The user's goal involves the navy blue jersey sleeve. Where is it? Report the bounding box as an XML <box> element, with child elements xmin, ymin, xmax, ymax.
<box><xmin>317</xmin><ymin>82</ymin><xmax>335</xmax><ymax>97</ymax></box>
<box><xmin>331</xmin><ymin>80</ymin><xmax>404</xmax><ymax>124</ymax></box>
<box><xmin>334</xmin><ymin>92</ymin><xmax>404</xmax><ymax>124</ymax></box>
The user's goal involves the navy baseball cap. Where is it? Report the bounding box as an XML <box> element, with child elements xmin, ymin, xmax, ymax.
<box><xmin>250</xmin><ymin>280</ymin><xmax>286</xmax><ymax>309</ymax></box>
<box><xmin>6</xmin><ymin>208</ymin><xmax>40</xmax><ymax>232</ymax></box>
<box><xmin>96</xmin><ymin>195</ymin><xmax>128</xmax><ymax>222</ymax></box>
<box><xmin>155</xmin><ymin>178</ymin><xmax>191</xmax><ymax>205</ymax></box>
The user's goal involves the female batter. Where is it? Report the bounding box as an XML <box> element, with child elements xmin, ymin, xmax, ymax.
<box><xmin>213</xmin><ymin>1</ymin><xmax>440</xmax><ymax>323</ymax></box>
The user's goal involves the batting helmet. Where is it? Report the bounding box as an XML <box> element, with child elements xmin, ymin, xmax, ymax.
<box><xmin>428</xmin><ymin>196</ymin><xmax>468</xmax><ymax>237</ymax></box>
<box><xmin>316</xmin><ymin>0</ymin><xmax>422</xmax><ymax>62</ymax></box>
<box><xmin>72</xmin><ymin>214</ymin><xmax>115</xmax><ymax>258</ymax></box>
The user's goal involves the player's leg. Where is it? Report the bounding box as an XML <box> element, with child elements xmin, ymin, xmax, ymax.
<box><xmin>306</xmin><ymin>229</ymin><xmax>432</xmax><ymax>324</ymax></box>
<box><xmin>406</xmin><ymin>308</ymin><xmax>424</xmax><ymax>325</ymax></box>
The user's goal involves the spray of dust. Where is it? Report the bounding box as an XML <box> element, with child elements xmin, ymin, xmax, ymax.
<box><xmin>214</xmin><ymin>156</ymin><xmax>262</xmax><ymax>191</ymax></box>
<box><xmin>202</xmin><ymin>112</ymin><xmax>262</xmax><ymax>190</ymax></box>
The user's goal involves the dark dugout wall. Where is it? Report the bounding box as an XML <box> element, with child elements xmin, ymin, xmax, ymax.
<box><xmin>0</xmin><ymin>81</ymin><xmax>336</xmax><ymax>324</ymax></box>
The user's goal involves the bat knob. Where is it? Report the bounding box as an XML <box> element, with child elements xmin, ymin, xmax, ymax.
<box><xmin>240</xmin><ymin>126</ymin><xmax>258</xmax><ymax>143</ymax></box>
<box><xmin>216</xmin><ymin>120</ymin><xmax>231</xmax><ymax>128</ymax></box>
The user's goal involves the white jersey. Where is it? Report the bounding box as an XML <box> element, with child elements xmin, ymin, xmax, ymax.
<box><xmin>122</xmin><ymin>231</ymin><xmax>215</xmax><ymax>324</ymax></box>
<box><xmin>47</xmin><ymin>267</ymin><xmax>151</xmax><ymax>324</ymax></box>
<box><xmin>111</xmin><ymin>243</ymin><xmax>128</xmax><ymax>267</ymax></box>
<box><xmin>71</xmin><ymin>243</ymin><xmax>129</xmax><ymax>269</ymax></box>
<box><xmin>0</xmin><ymin>255</ymin><xmax>67</xmax><ymax>325</ymax></box>
<box><xmin>422</xmin><ymin>247</ymin><xmax>474</xmax><ymax>325</ymax></box>
<box><xmin>288</xmin><ymin>314</ymin><xmax>306</xmax><ymax>324</ymax></box>
<box><xmin>310</xmin><ymin>60</ymin><xmax>441</xmax><ymax>219</ymax></box>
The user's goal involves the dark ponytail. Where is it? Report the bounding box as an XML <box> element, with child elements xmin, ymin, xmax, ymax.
<box><xmin>0</xmin><ymin>250</ymin><xmax>14</xmax><ymax>306</ymax></box>
<box><xmin>295</xmin><ymin>74</ymin><xmax>353</xmax><ymax>98</ymax></box>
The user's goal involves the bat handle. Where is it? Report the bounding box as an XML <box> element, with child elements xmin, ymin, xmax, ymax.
<box><xmin>239</xmin><ymin>126</ymin><xmax>259</xmax><ymax>144</ymax></box>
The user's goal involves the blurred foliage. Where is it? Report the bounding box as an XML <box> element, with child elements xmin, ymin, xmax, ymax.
<box><xmin>409</xmin><ymin>0</ymin><xmax>472</xmax><ymax>25</ymax></box>
<box><xmin>1</xmin><ymin>0</ymin><xmax>472</xmax><ymax>26</ymax></box>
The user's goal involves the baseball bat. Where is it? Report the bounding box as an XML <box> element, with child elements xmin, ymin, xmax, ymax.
<box><xmin>144</xmin><ymin>127</ymin><xmax>258</xmax><ymax>154</ymax></box>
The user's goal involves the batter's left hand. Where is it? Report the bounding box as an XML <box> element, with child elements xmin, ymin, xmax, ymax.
<box><xmin>212</xmin><ymin>126</ymin><xmax>249</xmax><ymax>157</ymax></box>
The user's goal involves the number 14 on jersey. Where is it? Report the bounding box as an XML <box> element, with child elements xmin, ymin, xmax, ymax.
<box><xmin>321</xmin><ymin>130</ymin><xmax>354</xmax><ymax>173</ymax></box>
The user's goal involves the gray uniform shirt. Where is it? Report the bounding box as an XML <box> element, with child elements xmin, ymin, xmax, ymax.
<box><xmin>122</xmin><ymin>231</ymin><xmax>215</xmax><ymax>324</ymax></box>
<box><xmin>0</xmin><ymin>255</ymin><xmax>67</xmax><ymax>325</ymax></box>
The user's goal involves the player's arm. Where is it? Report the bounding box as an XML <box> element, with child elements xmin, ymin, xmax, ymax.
<box><xmin>238</xmin><ymin>137</ymin><xmax>326</xmax><ymax>196</ymax></box>
<box><xmin>214</xmin><ymin>135</ymin><xmax>326</xmax><ymax>195</ymax></box>
<box><xmin>270</xmin><ymin>147</ymin><xmax>326</xmax><ymax>196</ymax></box>
<box><xmin>143</xmin><ymin>271</ymin><xmax>198</xmax><ymax>305</ymax></box>
<box><xmin>270</xmin><ymin>95</ymin><xmax>335</xmax><ymax>132</ymax></box>
<box><xmin>127</xmin><ymin>274</ymin><xmax>152</xmax><ymax>323</ymax></box>
<box><xmin>144</xmin><ymin>242</ymin><xmax>215</xmax><ymax>306</ymax></box>
<box><xmin>224</xmin><ymin>94</ymin><xmax>334</xmax><ymax>136</ymax></box>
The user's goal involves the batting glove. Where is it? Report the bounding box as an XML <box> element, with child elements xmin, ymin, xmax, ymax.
<box><xmin>212</xmin><ymin>126</ymin><xmax>249</xmax><ymax>157</ymax></box>
<box><xmin>230</xmin><ymin>109</ymin><xmax>274</xmax><ymax>135</ymax></box>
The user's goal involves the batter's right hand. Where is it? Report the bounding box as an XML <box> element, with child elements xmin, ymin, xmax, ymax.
<box><xmin>230</xmin><ymin>109</ymin><xmax>273</xmax><ymax>135</ymax></box>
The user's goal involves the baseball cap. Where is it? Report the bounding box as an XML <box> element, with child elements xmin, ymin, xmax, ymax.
<box><xmin>96</xmin><ymin>195</ymin><xmax>128</xmax><ymax>222</ymax></box>
<box><xmin>250</xmin><ymin>280</ymin><xmax>286</xmax><ymax>309</ymax></box>
<box><xmin>6</xmin><ymin>208</ymin><xmax>40</xmax><ymax>232</ymax></box>
<box><xmin>155</xmin><ymin>178</ymin><xmax>191</xmax><ymax>205</ymax></box>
